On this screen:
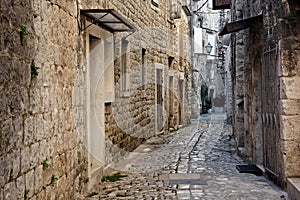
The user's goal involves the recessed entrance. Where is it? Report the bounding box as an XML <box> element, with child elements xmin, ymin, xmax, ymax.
<box><xmin>88</xmin><ymin>35</ymin><xmax>106</xmax><ymax>178</ymax></box>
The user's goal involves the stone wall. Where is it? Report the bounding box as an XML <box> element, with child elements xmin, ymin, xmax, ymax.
<box><xmin>0</xmin><ymin>0</ymin><xmax>192</xmax><ymax>199</ymax></box>
<box><xmin>99</xmin><ymin>0</ymin><xmax>192</xmax><ymax>165</ymax></box>
<box><xmin>231</xmin><ymin>0</ymin><xmax>246</xmax><ymax>152</ymax></box>
<box><xmin>224</xmin><ymin>44</ymin><xmax>232</xmax><ymax>123</ymax></box>
<box><xmin>0</xmin><ymin>0</ymin><xmax>89</xmax><ymax>199</ymax></box>
<box><xmin>277</xmin><ymin>0</ymin><xmax>300</xmax><ymax>183</ymax></box>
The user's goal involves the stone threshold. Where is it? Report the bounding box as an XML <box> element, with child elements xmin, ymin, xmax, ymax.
<box><xmin>159</xmin><ymin>173</ymin><xmax>208</xmax><ymax>185</ymax></box>
<box><xmin>287</xmin><ymin>178</ymin><xmax>300</xmax><ymax>200</ymax></box>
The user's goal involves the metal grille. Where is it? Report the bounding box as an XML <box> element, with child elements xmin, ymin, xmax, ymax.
<box><xmin>262</xmin><ymin>46</ymin><xmax>280</xmax><ymax>178</ymax></box>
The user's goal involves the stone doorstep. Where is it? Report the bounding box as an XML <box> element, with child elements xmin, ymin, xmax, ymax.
<box><xmin>169</xmin><ymin>173</ymin><xmax>202</xmax><ymax>180</ymax></box>
<box><xmin>159</xmin><ymin>173</ymin><xmax>208</xmax><ymax>186</ymax></box>
<box><xmin>159</xmin><ymin>173</ymin><xmax>203</xmax><ymax>181</ymax></box>
<box><xmin>287</xmin><ymin>178</ymin><xmax>300</xmax><ymax>200</ymax></box>
<box><xmin>256</xmin><ymin>165</ymin><xmax>265</xmax><ymax>173</ymax></box>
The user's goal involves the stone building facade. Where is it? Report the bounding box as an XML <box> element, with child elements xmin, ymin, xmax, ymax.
<box><xmin>0</xmin><ymin>0</ymin><xmax>192</xmax><ymax>199</ymax></box>
<box><xmin>222</xmin><ymin>0</ymin><xmax>300</xmax><ymax>196</ymax></box>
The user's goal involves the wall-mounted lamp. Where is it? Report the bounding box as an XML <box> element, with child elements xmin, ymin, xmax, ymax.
<box><xmin>205</xmin><ymin>42</ymin><xmax>213</xmax><ymax>54</ymax></box>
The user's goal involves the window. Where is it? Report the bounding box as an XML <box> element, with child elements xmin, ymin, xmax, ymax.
<box><xmin>141</xmin><ymin>48</ymin><xmax>146</xmax><ymax>90</ymax></box>
<box><xmin>121</xmin><ymin>39</ymin><xmax>129</xmax><ymax>92</ymax></box>
<box><xmin>168</xmin><ymin>56</ymin><xmax>174</xmax><ymax>70</ymax></box>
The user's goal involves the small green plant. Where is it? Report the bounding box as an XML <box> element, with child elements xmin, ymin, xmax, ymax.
<box><xmin>87</xmin><ymin>192</ymin><xmax>98</xmax><ymax>197</ymax></box>
<box><xmin>51</xmin><ymin>175</ymin><xmax>58</xmax><ymax>186</ymax></box>
<box><xmin>24</xmin><ymin>189</ymin><xmax>30</xmax><ymax>200</ymax></box>
<box><xmin>31</xmin><ymin>60</ymin><xmax>39</xmax><ymax>79</ymax></box>
<box><xmin>42</xmin><ymin>160</ymin><xmax>49</xmax><ymax>169</ymax></box>
<box><xmin>83</xmin><ymin>177</ymin><xmax>89</xmax><ymax>183</ymax></box>
<box><xmin>101</xmin><ymin>172</ymin><xmax>127</xmax><ymax>182</ymax></box>
<box><xmin>17</xmin><ymin>24</ymin><xmax>28</xmax><ymax>46</ymax></box>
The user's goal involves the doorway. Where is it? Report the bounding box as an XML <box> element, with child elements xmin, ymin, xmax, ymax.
<box><xmin>156</xmin><ymin>69</ymin><xmax>163</xmax><ymax>132</ymax></box>
<box><xmin>178</xmin><ymin>79</ymin><xmax>184</xmax><ymax>125</ymax></box>
<box><xmin>262</xmin><ymin>45</ymin><xmax>281</xmax><ymax>181</ymax></box>
<box><xmin>169</xmin><ymin>76</ymin><xmax>174</xmax><ymax>128</ymax></box>
<box><xmin>88</xmin><ymin>35</ymin><xmax>105</xmax><ymax>176</ymax></box>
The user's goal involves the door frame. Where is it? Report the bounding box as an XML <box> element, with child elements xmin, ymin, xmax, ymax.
<box><xmin>85</xmin><ymin>22</ymin><xmax>113</xmax><ymax>187</ymax></box>
<box><xmin>155</xmin><ymin>65</ymin><xmax>164</xmax><ymax>133</ymax></box>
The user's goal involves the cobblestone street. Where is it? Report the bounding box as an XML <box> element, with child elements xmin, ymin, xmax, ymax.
<box><xmin>83</xmin><ymin>113</ymin><xmax>286</xmax><ymax>200</ymax></box>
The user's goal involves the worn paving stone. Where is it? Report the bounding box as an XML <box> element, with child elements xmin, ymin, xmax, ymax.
<box><xmin>90</xmin><ymin>114</ymin><xmax>287</xmax><ymax>199</ymax></box>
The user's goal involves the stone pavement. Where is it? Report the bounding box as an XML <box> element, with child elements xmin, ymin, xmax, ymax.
<box><xmin>84</xmin><ymin>113</ymin><xmax>287</xmax><ymax>199</ymax></box>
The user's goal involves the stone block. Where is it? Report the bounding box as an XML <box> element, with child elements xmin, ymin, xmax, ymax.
<box><xmin>280</xmin><ymin>77</ymin><xmax>300</xmax><ymax>100</ymax></box>
<box><xmin>29</xmin><ymin>88</ymin><xmax>40</xmax><ymax>114</ymax></box>
<box><xmin>39</xmin><ymin>139</ymin><xmax>49</xmax><ymax>162</ymax></box>
<box><xmin>56</xmin><ymin>133</ymin><xmax>64</xmax><ymax>154</ymax></box>
<box><xmin>20</xmin><ymin>87</ymin><xmax>29</xmax><ymax>113</ymax></box>
<box><xmin>43</xmin><ymin>164</ymin><xmax>53</xmax><ymax>187</ymax></box>
<box><xmin>16</xmin><ymin>175</ymin><xmax>25</xmax><ymax>200</ymax></box>
<box><xmin>35</xmin><ymin>165</ymin><xmax>43</xmax><ymax>194</ymax></box>
<box><xmin>281</xmin><ymin>115</ymin><xmax>300</xmax><ymax>141</ymax></box>
<box><xmin>35</xmin><ymin>115</ymin><xmax>45</xmax><ymax>142</ymax></box>
<box><xmin>21</xmin><ymin>146</ymin><xmax>31</xmax><ymax>173</ymax></box>
<box><xmin>0</xmin><ymin>87</ymin><xmax>7</xmax><ymax>116</ymax></box>
<box><xmin>56</xmin><ymin>175</ymin><xmax>68</xmax><ymax>198</ymax></box>
<box><xmin>0</xmin><ymin>154</ymin><xmax>10</xmax><ymax>187</ymax></box>
<box><xmin>283</xmin><ymin>139</ymin><xmax>300</xmax><ymax>177</ymax></box>
<box><xmin>45</xmin><ymin>185</ymin><xmax>56</xmax><ymax>200</ymax></box>
<box><xmin>48</xmin><ymin>136</ymin><xmax>57</xmax><ymax>159</ymax></box>
<box><xmin>280</xmin><ymin>50</ymin><xmax>300</xmax><ymax>77</ymax></box>
<box><xmin>1</xmin><ymin>118</ymin><xmax>14</xmax><ymax>152</ymax></box>
<box><xmin>31</xmin><ymin>196</ymin><xmax>37</xmax><ymax>200</ymax></box>
<box><xmin>4</xmin><ymin>181</ymin><xmax>17</xmax><ymax>200</ymax></box>
<box><xmin>10</xmin><ymin>150</ymin><xmax>21</xmax><ymax>179</ymax></box>
<box><xmin>41</xmin><ymin>87</ymin><xmax>50</xmax><ymax>113</ymax></box>
<box><xmin>24</xmin><ymin>116</ymin><xmax>36</xmax><ymax>146</ymax></box>
<box><xmin>25</xmin><ymin>169</ymin><xmax>35</xmax><ymax>198</ymax></box>
<box><xmin>53</xmin><ymin>154</ymin><xmax>66</xmax><ymax>177</ymax></box>
<box><xmin>0</xmin><ymin>56</ymin><xmax>11</xmax><ymax>84</ymax></box>
<box><xmin>287</xmin><ymin>178</ymin><xmax>300</xmax><ymax>200</ymax></box>
<box><xmin>36</xmin><ymin>190</ymin><xmax>46</xmax><ymax>200</ymax></box>
<box><xmin>10</xmin><ymin>59</ymin><xmax>22</xmax><ymax>86</ymax></box>
<box><xmin>280</xmin><ymin>100</ymin><xmax>300</xmax><ymax>115</ymax></box>
<box><xmin>0</xmin><ymin>188</ymin><xmax>3</xmax><ymax>200</ymax></box>
<box><xmin>31</xmin><ymin>142</ymin><xmax>40</xmax><ymax>168</ymax></box>
<box><xmin>64</xmin><ymin>108</ymin><xmax>72</xmax><ymax>132</ymax></box>
<box><xmin>13</xmin><ymin>116</ymin><xmax>23</xmax><ymax>148</ymax></box>
<box><xmin>64</xmin><ymin>151</ymin><xmax>72</xmax><ymax>173</ymax></box>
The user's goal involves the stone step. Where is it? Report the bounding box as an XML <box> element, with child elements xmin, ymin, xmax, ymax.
<box><xmin>287</xmin><ymin>178</ymin><xmax>300</xmax><ymax>200</ymax></box>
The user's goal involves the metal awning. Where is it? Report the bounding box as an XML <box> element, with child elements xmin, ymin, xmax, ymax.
<box><xmin>182</xmin><ymin>5</ymin><xmax>192</xmax><ymax>16</ymax></box>
<box><xmin>80</xmin><ymin>9</ymin><xmax>135</xmax><ymax>33</ymax></box>
<box><xmin>219</xmin><ymin>14</ymin><xmax>262</xmax><ymax>36</ymax></box>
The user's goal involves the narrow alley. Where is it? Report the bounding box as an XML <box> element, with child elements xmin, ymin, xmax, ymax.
<box><xmin>1</xmin><ymin>1</ymin><xmax>300</xmax><ymax>199</ymax></box>
<box><xmin>81</xmin><ymin>114</ymin><xmax>286</xmax><ymax>199</ymax></box>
